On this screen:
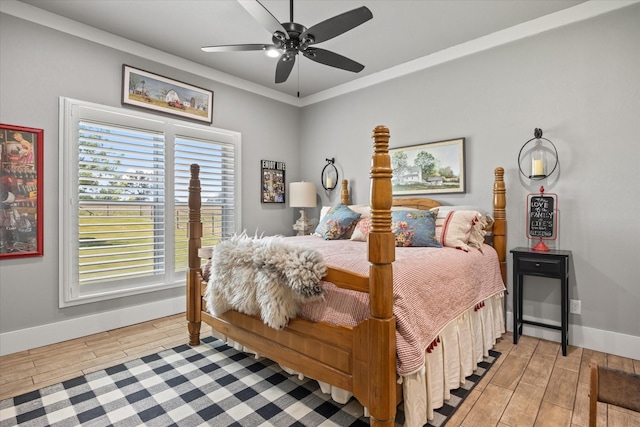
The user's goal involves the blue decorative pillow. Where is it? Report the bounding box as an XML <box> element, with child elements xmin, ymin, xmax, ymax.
<box><xmin>391</xmin><ymin>210</ymin><xmax>442</xmax><ymax>247</ymax></box>
<box><xmin>314</xmin><ymin>204</ymin><xmax>361</xmax><ymax>240</ymax></box>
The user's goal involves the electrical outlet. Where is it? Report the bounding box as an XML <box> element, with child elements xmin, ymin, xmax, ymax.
<box><xmin>570</xmin><ymin>299</ymin><xmax>581</xmax><ymax>315</ymax></box>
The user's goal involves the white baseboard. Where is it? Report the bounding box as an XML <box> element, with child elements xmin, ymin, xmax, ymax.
<box><xmin>2</xmin><ymin>304</ymin><xmax>637</xmax><ymax>360</ymax></box>
<box><xmin>506</xmin><ymin>311</ymin><xmax>640</xmax><ymax>360</ymax></box>
<box><xmin>0</xmin><ymin>296</ymin><xmax>186</xmax><ymax>356</ymax></box>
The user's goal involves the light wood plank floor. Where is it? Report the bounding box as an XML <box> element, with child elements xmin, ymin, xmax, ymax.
<box><xmin>1</xmin><ymin>314</ymin><xmax>638</xmax><ymax>427</ymax></box>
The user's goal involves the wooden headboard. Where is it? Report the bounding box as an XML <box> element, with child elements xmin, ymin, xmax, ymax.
<box><xmin>336</xmin><ymin>169</ymin><xmax>507</xmax><ymax>283</ymax></box>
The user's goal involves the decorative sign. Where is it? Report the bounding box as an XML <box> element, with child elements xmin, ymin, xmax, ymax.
<box><xmin>261</xmin><ymin>160</ymin><xmax>285</xmax><ymax>203</ymax></box>
<box><xmin>526</xmin><ymin>189</ymin><xmax>558</xmax><ymax>249</ymax></box>
<box><xmin>528</xmin><ymin>195</ymin><xmax>556</xmax><ymax>238</ymax></box>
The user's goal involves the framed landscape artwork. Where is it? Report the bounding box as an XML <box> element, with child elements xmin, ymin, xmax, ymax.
<box><xmin>390</xmin><ymin>137</ymin><xmax>466</xmax><ymax>195</ymax></box>
<box><xmin>122</xmin><ymin>64</ymin><xmax>214</xmax><ymax>124</ymax></box>
<box><xmin>0</xmin><ymin>123</ymin><xmax>44</xmax><ymax>258</ymax></box>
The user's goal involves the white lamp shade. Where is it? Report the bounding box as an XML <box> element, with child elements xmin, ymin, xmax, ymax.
<box><xmin>289</xmin><ymin>182</ymin><xmax>317</xmax><ymax>208</ymax></box>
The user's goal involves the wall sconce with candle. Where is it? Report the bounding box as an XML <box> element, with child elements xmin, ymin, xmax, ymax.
<box><xmin>321</xmin><ymin>158</ymin><xmax>338</xmax><ymax>191</ymax></box>
<box><xmin>290</xmin><ymin>181</ymin><xmax>317</xmax><ymax>236</ymax></box>
<box><xmin>517</xmin><ymin>128</ymin><xmax>558</xmax><ymax>180</ymax></box>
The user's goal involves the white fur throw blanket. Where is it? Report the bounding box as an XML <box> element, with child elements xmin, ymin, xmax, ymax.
<box><xmin>205</xmin><ymin>234</ymin><xmax>327</xmax><ymax>329</ymax></box>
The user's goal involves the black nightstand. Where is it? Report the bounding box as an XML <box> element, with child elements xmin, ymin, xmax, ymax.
<box><xmin>511</xmin><ymin>247</ymin><xmax>572</xmax><ymax>356</ymax></box>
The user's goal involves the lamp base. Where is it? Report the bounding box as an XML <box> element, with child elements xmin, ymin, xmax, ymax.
<box><xmin>292</xmin><ymin>209</ymin><xmax>311</xmax><ymax>236</ymax></box>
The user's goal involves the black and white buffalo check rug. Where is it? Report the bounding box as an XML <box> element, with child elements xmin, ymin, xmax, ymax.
<box><xmin>0</xmin><ymin>336</ymin><xmax>500</xmax><ymax>426</ymax></box>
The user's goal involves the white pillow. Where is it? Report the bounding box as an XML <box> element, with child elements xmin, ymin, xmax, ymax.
<box><xmin>349</xmin><ymin>204</ymin><xmax>371</xmax><ymax>218</ymax></box>
<box><xmin>319</xmin><ymin>206</ymin><xmax>332</xmax><ymax>223</ymax></box>
<box><xmin>434</xmin><ymin>205</ymin><xmax>489</xmax><ymax>217</ymax></box>
<box><xmin>430</xmin><ymin>207</ymin><xmax>494</xmax><ymax>251</ymax></box>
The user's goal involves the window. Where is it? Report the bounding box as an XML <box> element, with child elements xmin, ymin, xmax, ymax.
<box><xmin>59</xmin><ymin>98</ymin><xmax>241</xmax><ymax>306</ymax></box>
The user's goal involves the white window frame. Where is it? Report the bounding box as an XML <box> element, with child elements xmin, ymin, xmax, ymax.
<box><xmin>59</xmin><ymin>97</ymin><xmax>241</xmax><ymax>307</ymax></box>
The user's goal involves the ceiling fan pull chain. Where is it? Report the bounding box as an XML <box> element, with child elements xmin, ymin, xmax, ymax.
<box><xmin>297</xmin><ymin>58</ymin><xmax>300</xmax><ymax>98</ymax></box>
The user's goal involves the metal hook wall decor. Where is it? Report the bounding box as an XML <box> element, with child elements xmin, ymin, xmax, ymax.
<box><xmin>321</xmin><ymin>158</ymin><xmax>338</xmax><ymax>191</ymax></box>
<box><xmin>517</xmin><ymin>128</ymin><xmax>559</xmax><ymax>180</ymax></box>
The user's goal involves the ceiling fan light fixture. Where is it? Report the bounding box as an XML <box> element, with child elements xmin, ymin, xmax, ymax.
<box><xmin>264</xmin><ymin>46</ymin><xmax>282</xmax><ymax>58</ymax></box>
<box><xmin>273</xmin><ymin>31</ymin><xmax>287</xmax><ymax>43</ymax></box>
<box><xmin>299</xmin><ymin>35</ymin><xmax>314</xmax><ymax>50</ymax></box>
<box><xmin>202</xmin><ymin>0</ymin><xmax>373</xmax><ymax>83</ymax></box>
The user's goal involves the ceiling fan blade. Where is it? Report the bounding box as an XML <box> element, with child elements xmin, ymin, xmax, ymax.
<box><xmin>301</xmin><ymin>6</ymin><xmax>372</xmax><ymax>44</ymax></box>
<box><xmin>238</xmin><ymin>0</ymin><xmax>289</xmax><ymax>39</ymax></box>
<box><xmin>302</xmin><ymin>47</ymin><xmax>364</xmax><ymax>73</ymax></box>
<box><xmin>201</xmin><ymin>44</ymin><xmax>272</xmax><ymax>53</ymax></box>
<box><xmin>275</xmin><ymin>55</ymin><xmax>296</xmax><ymax>83</ymax></box>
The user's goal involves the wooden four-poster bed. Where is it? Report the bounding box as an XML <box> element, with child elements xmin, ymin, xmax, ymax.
<box><xmin>186</xmin><ymin>125</ymin><xmax>507</xmax><ymax>426</ymax></box>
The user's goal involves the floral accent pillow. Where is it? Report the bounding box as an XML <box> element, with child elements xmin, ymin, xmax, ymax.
<box><xmin>314</xmin><ymin>203</ymin><xmax>361</xmax><ymax>240</ymax></box>
<box><xmin>350</xmin><ymin>217</ymin><xmax>372</xmax><ymax>242</ymax></box>
<box><xmin>391</xmin><ymin>210</ymin><xmax>441</xmax><ymax>247</ymax></box>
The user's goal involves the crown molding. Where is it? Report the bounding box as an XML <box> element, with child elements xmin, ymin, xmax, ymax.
<box><xmin>0</xmin><ymin>0</ymin><xmax>302</xmax><ymax>107</ymax></box>
<box><xmin>2</xmin><ymin>0</ymin><xmax>638</xmax><ymax>108</ymax></box>
<box><xmin>300</xmin><ymin>0</ymin><xmax>640</xmax><ymax>106</ymax></box>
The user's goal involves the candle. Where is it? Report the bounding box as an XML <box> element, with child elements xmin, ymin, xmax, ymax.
<box><xmin>326</xmin><ymin>177</ymin><xmax>333</xmax><ymax>188</ymax></box>
<box><xmin>532</xmin><ymin>159</ymin><xmax>544</xmax><ymax>176</ymax></box>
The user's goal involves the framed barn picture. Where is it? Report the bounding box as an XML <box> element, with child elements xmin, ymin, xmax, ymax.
<box><xmin>122</xmin><ymin>65</ymin><xmax>214</xmax><ymax>124</ymax></box>
<box><xmin>390</xmin><ymin>137</ymin><xmax>465</xmax><ymax>195</ymax></box>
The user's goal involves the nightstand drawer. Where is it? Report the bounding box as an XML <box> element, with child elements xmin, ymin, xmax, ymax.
<box><xmin>518</xmin><ymin>257</ymin><xmax>563</xmax><ymax>276</ymax></box>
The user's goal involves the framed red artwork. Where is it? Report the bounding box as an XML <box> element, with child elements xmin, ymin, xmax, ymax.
<box><xmin>0</xmin><ymin>123</ymin><xmax>44</xmax><ymax>258</ymax></box>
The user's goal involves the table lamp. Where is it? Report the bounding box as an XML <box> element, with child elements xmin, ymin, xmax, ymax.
<box><xmin>290</xmin><ymin>181</ymin><xmax>317</xmax><ymax>236</ymax></box>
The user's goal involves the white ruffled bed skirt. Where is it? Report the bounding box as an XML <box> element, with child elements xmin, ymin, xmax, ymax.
<box><xmin>210</xmin><ymin>291</ymin><xmax>505</xmax><ymax>427</ymax></box>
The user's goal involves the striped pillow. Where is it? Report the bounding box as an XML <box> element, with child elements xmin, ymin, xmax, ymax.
<box><xmin>434</xmin><ymin>210</ymin><xmax>483</xmax><ymax>252</ymax></box>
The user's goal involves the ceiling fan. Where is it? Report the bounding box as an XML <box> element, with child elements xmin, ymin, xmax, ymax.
<box><xmin>202</xmin><ymin>0</ymin><xmax>373</xmax><ymax>84</ymax></box>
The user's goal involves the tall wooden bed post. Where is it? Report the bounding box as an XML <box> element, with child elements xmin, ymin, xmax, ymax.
<box><xmin>493</xmin><ymin>167</ymin><xmax>507</xmax><ymax>282</ymax></box>
<box><xmin>341</xmin><ymin>179</ymin><xmax>349</xmax><ymax>204</ymax></box>
<box><xmin>187</xmin><ymin>164</ymin><xmax>202</xmax><ymax>346</ymax></box>
<box><xmin>368</xmin><ymin>125</ymin><xmax>396</xmax><ymax>426</ymax></box>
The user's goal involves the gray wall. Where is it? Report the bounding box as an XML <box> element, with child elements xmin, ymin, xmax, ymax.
<box><xmin>299</xmin><ymin>4</ymin><xmax>640</xmax><ymax>349</ymax></box>
<box><xmin>0</xmin><ymin>14</ymin><xmax>300</xmax><ymax>334</ymax></box>
<box><xmin>1</xmin><ymin>4</ymin><xmax>639</xmax><ymax>357</ymax></box>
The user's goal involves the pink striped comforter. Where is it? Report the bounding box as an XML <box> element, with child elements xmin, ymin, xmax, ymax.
<box><xmin>287</xmin><ymin>236</ymin><xmax>505</xmax><ymax>376</ymax></box>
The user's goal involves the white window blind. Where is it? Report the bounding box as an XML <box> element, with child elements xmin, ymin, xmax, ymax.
<box><xmin>78</xmin><ymin>121</ymin><xmax>166</xmax><ymax>285</ymax></box>
<box><xmin>59</xmin><ymin>98</ymin><xmax>241</xmax><ymax>306</ymax></box>
<box><xmin>174</xmin><ymin>134</ymin><xmax>237</xmax><ymax>271</ymax></box>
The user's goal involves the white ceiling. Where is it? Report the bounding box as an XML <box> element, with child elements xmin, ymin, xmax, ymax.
<box><xmin>11</xmin><ymin>0</ymin><xmax>599</xmax><ymax>101</ymax></box>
